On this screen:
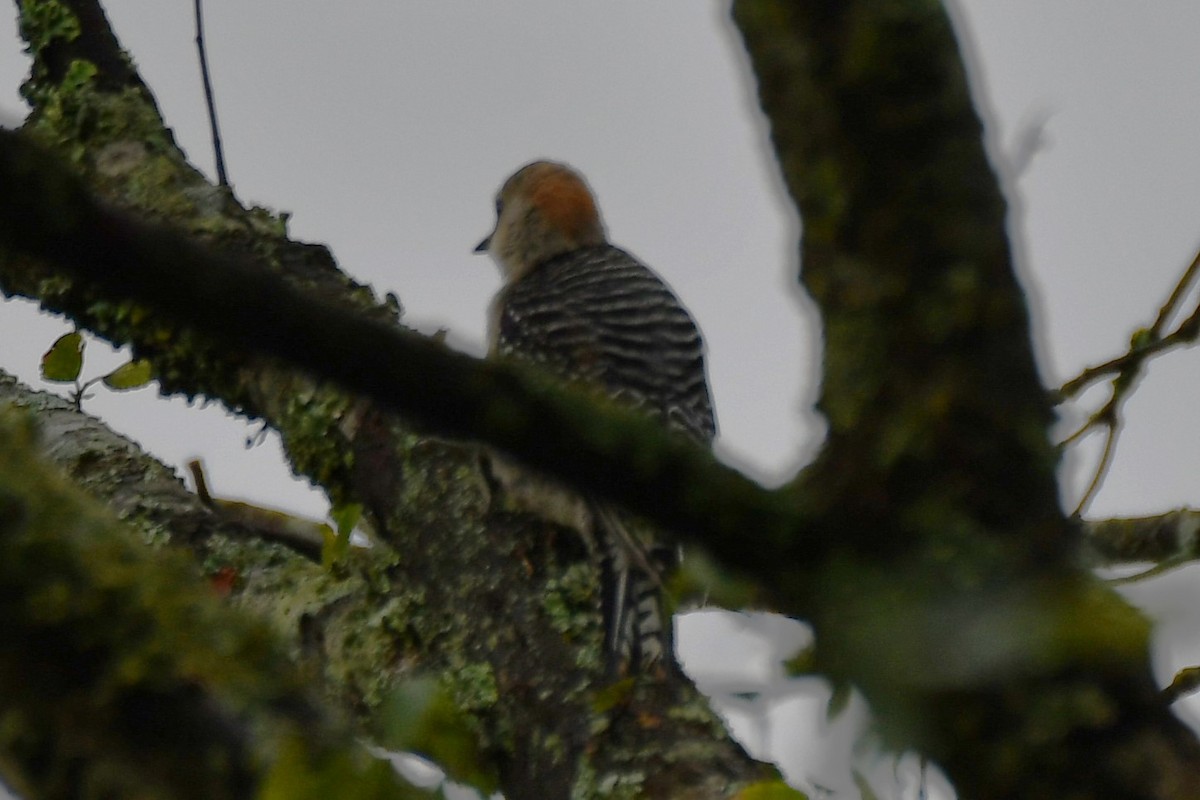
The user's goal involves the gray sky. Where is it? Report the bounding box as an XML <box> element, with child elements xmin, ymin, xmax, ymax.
<box><xmin>4</xmin><ymin>3</ymin><xmax>1200</xmax><ymax>797</ymax></box>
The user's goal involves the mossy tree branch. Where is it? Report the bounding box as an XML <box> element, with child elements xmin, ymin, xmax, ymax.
<box><xmin>1085</xmin><ymin>511</ymin><xmax>1200</xmax><ymax>575</ymax></box>
<box><xmin>1</xmin><ymin>1</ymin><xmax>767</xmax><ymax>797</ymax></box>
<box><xmin>732</xmin><ymin>2</ymin><xmax>1200</xmax><ymax>798</ymax></box>
<box><xmin>0</xmin><ymin>121</ymin><xmax>767</xmax><ymax>800</ymax></box>
<box><xmin>6</xmin><ymin>0</ymin><xmax>1200</xmax><ymax>797</ymax></box>
<box><xmin>0</xmin><ymin>398</ymin><xmax>430</xmax><ymax>800</ymax></box>
<box><xmin>0</xmin><ymin>125</ymin><xmax>804</xmax><ymax>592</ymax></box>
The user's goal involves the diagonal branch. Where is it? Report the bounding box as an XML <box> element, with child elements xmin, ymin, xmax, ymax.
<box><xmin>0</xmin><ymin>126</ymin><xmax>807</xmax><ymax>596</ymax></box>
<box><xmin>1058</xmin><ymin>244</ymin><xmax>1200</xmax><ymax>401</ymax></box>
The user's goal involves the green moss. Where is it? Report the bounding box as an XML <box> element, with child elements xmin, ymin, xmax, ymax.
<box><xmin>665</xmin><ymin>695</ymin><xmax>732</xmax><ymax>731</ymax></box>
<box><xmin>570</xmin><ymin>760</ymin><xmax>647</xmax><ymax>800</ymax></box>
<box><xmin>543</xmin><ymin>562</ymin><xmax>601</xmax><ymax>640</ymax></box>
<box><xmin>20</xmin><ymin>61</ymin><xmax>220</xmax><ymax>230</ymax></box>
<box><xmin>277</xmin><ymin>384</ymin><xmax>358</xmax><ymax>498</ymax></box>
<box><xmin>17</xmin><ymin>0</ymin><xmax>80</xmax><ymax>59</ymax></box>
<box><xmin>247</xmin><ymin>204</ymin><xmax>291</xmax><ymax>238</ymax></box>
<box><xmin>0</xmin><ymin>406</ymin><xmax>322</xmax><ymax>796</ymax></box>
<box><xmin>733</xmin><ymin>779</ymin><xmax>810</xmax><ymax>800</ymax></box>
<box><xmin>331</xmin><ymin>580</ymin><xmax>421</xmax><ymax>709</ymax></box>
<box><xmin>445</xmin><ymin>661</ymin><xmax>498</xmax><ymax>713</ymax></box>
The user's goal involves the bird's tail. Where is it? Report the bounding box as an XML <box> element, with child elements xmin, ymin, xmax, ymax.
<box><xmin>588</xmin><ymin>500</ymin><xmax>675</xmax><ymax>675</ymax></box>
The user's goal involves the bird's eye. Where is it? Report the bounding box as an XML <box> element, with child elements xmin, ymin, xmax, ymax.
<box><xmin>495</xmin><ymin>198</ymin><xmax>504</xmax><ymax>216</ymax></box>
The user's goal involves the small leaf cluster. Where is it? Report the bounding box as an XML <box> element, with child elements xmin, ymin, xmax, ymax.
<box><xmin>40</xmin><ymin>330</ymin><xmax>153</xmax><ymax>408</ymax></box>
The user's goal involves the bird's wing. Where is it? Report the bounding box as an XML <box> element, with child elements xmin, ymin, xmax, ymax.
<box><xmin>496</xmin><ymin>247</ymin><xmax>716</xmax><ymax>443</ymax></box>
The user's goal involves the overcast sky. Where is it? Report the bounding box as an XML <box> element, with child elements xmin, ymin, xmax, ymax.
<box><xmin>4</xmin><ymin>3</ymin><xmax>1200</xmax><ymax>797</ymax></box>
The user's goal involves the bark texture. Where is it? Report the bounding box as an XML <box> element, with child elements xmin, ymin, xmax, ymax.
<box><xmin>3</xmin><ymin>1</ymin><xmax>1200</xmax><ymax>798</ymax></box>
<box><xmin>733</xmin><ymin>2</ymin><xmax>1200</xmax><ymax>798</ymax></box>
<box><xmin>0</xmin><ymin>1</ymin><xmax>768</xmax><ymax>797</ymax></box>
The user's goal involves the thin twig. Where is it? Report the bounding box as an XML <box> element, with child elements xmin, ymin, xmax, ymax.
<box><xmin>1163</xmin><ymin>666</ymin><xmax>1200</xmax><ymax>704</ymax></box>
<box><xmin>1151</xmin><ymin>245</ymin><xmax>1200</xmax><ymax>336</ymax></box>
<box><xmin>1057</xmin><ymin>244</ymin><xmax>1200</xmax><ymax>514</ymax></box>
<box><xmin>1059</xmin><ymin>408</ymin><xmax>1105</xmax><ymax>448</ymax></box>
<box><xmin>1058</xmin><ymin>244</ymin><xmax>1200</xmax><ymax>400</ymax></box>
<box><xmin>1106</xmin><ymin>554</ymin><xmax>1192</xmax><ymax>587</ymax></box>
<box><xmin>1059</xmin><ymin>302</ymin><xmax>1200</xmax><ymax>400</ymax></box>
<box><xmin>1071</xmin><ymin>404</ymin><xmax>1119</xmax><ymax>518</ymax></box>
<box><xmin>194</xmin><ymin>0</ymin><xmax>230</xmax><ymax>188</ymax></box>
<box><xmin>1060</xmin><ymin>390</ymin><xmax>1120</xmax><ymax>450</ymax></box>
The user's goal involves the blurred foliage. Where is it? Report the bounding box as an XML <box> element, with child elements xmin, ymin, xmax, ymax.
<box><xmin>733</xmin><ymin>779</ymin><xmax>809</xmax><ymax>800</ymax></box>
<box><xmin>374</xmin><ymin>677</ymin><xmax>498</xmax><ymax>795</ymax></box>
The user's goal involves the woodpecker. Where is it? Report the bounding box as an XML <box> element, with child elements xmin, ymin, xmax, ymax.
<box><xmin>476</xmin><ymin>160</ymin><xmax>716</xmax><ymax>673</ymax></box>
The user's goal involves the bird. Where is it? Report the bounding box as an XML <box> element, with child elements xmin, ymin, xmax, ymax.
<box><xmin>475</xmin><ymin>160</ymin><xmax>716</xmax><ymax>673</ymax></box>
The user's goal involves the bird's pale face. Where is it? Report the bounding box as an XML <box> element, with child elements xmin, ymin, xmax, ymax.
<box><xmin>477</xmin><ymin>161</ymin><xmax>607</xmax><ymax>283</ymax></box>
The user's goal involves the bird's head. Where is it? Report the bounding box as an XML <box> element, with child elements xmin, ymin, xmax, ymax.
<box><xmin>476</xmin><ymin>160</ymin><xmax>608</xmax><ymax>281</ymax></box>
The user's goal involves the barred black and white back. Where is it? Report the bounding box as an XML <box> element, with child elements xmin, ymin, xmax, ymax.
<box><xmin>492</xmin><ymin>245</ymin><xmax>715</xmax><ymax>672</ymax></box>
<box><xmin>491</xmin><ymin>245</ymin><xmax>716</xmax><ymax>445</ymax></box>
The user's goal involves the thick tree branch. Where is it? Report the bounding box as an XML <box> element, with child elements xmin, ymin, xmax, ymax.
<box><xmin>732</xmin><ymin>2</ymin><xmax>1200</xmax><ymax>798</ymax></box>
<box><xmin>0</xmin><ymin>395</ymin><xmax>428</xmax><ymax>799</ymax></box>
<box><xmin>0</xmin><ymin>126</ymin><xmax>779</xmax><ymax>794</ymax></box>
<box><xmin>1085</xmin><ymin>510</ymin><xmax>1200</xmax><ymax>571</ymax></box>
<box><xmin>1</xmin><ymin>2</ymin><xmax>769</xmax><ymax>796</ymax></box>
<box><xmin>17</xmin><ymin>0</ymin><xmax>155</xmax><ymax>105</ymax></box>
<box><xmin>0</xmin><ymin>372</ymin><xmax>324</xmax><ymax>558</ymax></box>
<box><xmin>0</xmin><ymin>125</ymin><xmax>803</xmax><ymax>594</ymax></box>
<box><xmin>9</xmin><ymin>0</ymin><xmax>1200</xmax><ymax>797</ymax></box>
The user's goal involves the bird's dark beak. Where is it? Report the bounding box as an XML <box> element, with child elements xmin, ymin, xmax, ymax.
<box><xmin>474</xmin><ymin>234</ymin><xmax>491</xmax><ymax>253</ymax></box>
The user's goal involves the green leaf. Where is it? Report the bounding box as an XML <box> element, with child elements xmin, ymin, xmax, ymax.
<box><xmin>733</xmin><ymin>779</ymin><xmax>809</xmax><ymax>799</ymax></box>
<box><xmin>40</xmin><ymin>331</ymin><xmax>83</xmax><ymax>382</ymax></box>
<box><xmin>330</xmin><ymin>502</ymin><xmax>363</xmax><ymax>537</ymax></box>
<box><xmin>320</xmin><ymin>528</ymin><xmax>350</xmax><ymax>568</ymax></box>
<box><xmin>321</xmin><ymin>502</ymin><xmax>362</xmax><ymax>567</ymax></box>
<box><xmin>101</xmin><ymin>359</ymin><xmax>153</xmax><ymax>390</ymax></box>
<box><xmin>376</xmin><ymin>678</ymin><xmax>498</xmax><ymax>795</ymax></box>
